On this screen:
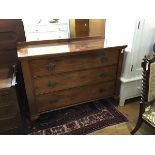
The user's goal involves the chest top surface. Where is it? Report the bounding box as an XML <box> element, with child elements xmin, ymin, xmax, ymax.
<box><xmin>17</xmin><ymin>37</ymin><xmax>127</xmax><ymax>60</ymax></box>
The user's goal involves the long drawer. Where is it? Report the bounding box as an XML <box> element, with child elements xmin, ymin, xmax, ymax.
<box><xmin>0</xmin><ymin>116</ymin><xmax>19</xmax><ymax>133</ymax></box>
<box><xmin>0</xmin><ymin>86</ymin><xmax>21</xmax><ymax>133</ymax></box>
<box><xmin>0</xmin><ymin>89</ymin><xmax>17</xmax><ymax>107</ymax></box>
<box><xmin>0</xmin><ymin>105</ymin><xmax>17</xmax><ymax>118</ymax></box>
<box><xmin>36</xmin><ymin>81</ymin><xmax>115</xmax><ymax>113</ymax></box>
<box><xmin>34</xmin><ymin>66</ymin><xmax>117</xmax><ymax>95</ymax></box>
<box><xmin>30</xmin><ymin>50</ymin><xmax>119</xmax><ymax>78</ymax></box>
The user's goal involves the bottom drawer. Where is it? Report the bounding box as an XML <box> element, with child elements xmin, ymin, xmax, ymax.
<box><xmin>36</xmin><ymin>81</ymin><xmax>115</xmax><ymax>113</ymax></box>
<box><xmin>0</xmin><ymin>105</ymin><xmax>17</xmax><ymax>118</ymax></box>
<box><xmin>0</xmin><ymin>116</ymin><xmax>19</xmax><ymax>133</ymax></box>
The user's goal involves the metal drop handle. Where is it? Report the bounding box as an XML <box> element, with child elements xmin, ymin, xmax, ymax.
<box><xmin>46</xmin><ymin>63</ymin><xmax>56</xmax><ymax>70</ymax></box>
<box><xmin>48</xmin><ymin>81</ymin><xmax>57</xmax><ymax>88</ymax></box>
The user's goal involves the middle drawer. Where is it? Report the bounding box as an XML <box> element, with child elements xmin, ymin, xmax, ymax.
<box><xmin>34</xmin><ymin>65</ymin><xmax>117</xmax><ymax>95</ymax></box>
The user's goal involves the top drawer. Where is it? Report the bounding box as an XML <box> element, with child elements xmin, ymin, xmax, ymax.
<box><xmin>30</xmin><ymin>50</ymin><xmax>119</xmax><ymax>78</ymax></box>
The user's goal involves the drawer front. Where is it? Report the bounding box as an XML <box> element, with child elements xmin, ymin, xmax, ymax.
<box><xmin>36</xmin><ymin>81</ymin><xmax>115</xmax><ymax>113</ymax></box>
<box><xmin>30</xmin><ymin>50</ymin><xmax>119</xmax><ymax>78</ymax></box>
<box><xmin>0</xmin><ymin>89</ymin><xmax>17</xmax><ymax>107</ymax></box>
<box><xmin>0</xmin><ymin>105</ymin><xmax>16</xmax><ymax>118</ymax></box>
<box><xmin>0</xmin><ymin>116</ymin><xmax>19</xmax><ymax>132</ymax></box>
<box><xmin>34</xmin><ymin>66</ymin><xmax>117</xmax><ymax>95</ymax></box>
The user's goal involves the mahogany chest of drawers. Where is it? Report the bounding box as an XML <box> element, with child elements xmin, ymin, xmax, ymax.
<box><xmin>17</xmin><ymin>37</ymin><xmax>127</xmax><ymax>120</ymax></box>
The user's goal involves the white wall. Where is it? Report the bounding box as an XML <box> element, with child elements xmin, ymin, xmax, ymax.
<box><xmin>141</xmin><ymin>19</ymin><xmax>155</xmax><ymax>53</ymax></box>
<box><xmin>105</xmin><ymin>19</ymin><xmax>136</xmax><ymax>51</ymax></box>
<box><xmin>105</xmin><ymin>19</ymin><xmax>155</xmax><ymax>76</ymax></box>
<box><xmin>105</xmin><ymin>19</ymin><xmax>155</xmax><ymax>104</ymax></box>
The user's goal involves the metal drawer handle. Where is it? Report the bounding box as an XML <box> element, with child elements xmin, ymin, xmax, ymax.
<box><xmin>48</xmin><ymin>81</ymin><xmax>57</xmax><ymax>88</ymax></box>
<box><xmin>99</xmin><ymin>72</ymin><xmax>107</xmax><ymax>79</ymax></box>
<box><xmin>100</xmin><ymin>56</ymin><xmax>108</xmax><ymax>63</ymax></box>
<box><xmin>46</xmin><ymin>63</ymin><xmax>56</xmax><ymax>70</ymax></box>
<box><xmin>50</xmin><ymin>96</ymin><xmax>59</xmax><ymax>104</ymax></box>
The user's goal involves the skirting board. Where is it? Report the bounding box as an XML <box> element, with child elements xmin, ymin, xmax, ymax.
<box><xmin>119</xmin><ymin>76</ymin><xmax>142</xmax><ymax>106</ymax></box>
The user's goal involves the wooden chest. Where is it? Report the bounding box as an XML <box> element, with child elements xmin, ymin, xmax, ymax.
<box><xmin>0</xmin><ymin>20</ymin><xmax>25</xmax><ymax>133</ymax></box>
<box><xmin>17</xmin><ymin>37</ymin><xmax>127</xmax><ymax>120</ymax></box>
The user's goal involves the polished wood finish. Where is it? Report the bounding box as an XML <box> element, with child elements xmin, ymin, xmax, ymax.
<box><xmin>36</xmin><ymin>81</ymin><xmax>115</xmax><ymax>113</ymax></box>
<box><xmin>18</xmin><ymin>36</ymin><xmax>103</xmax><ymax>47</ymax></box>
<box><xmin>75</xmin><ymin>19</ymin><xmax>89</xmax><ymax>37</ymax></box>
<box><xmin>70</xmin><ymin>19</ymin><xmax>89</xmax><ymax>38</ymax></box>
<box><xmin>0</xmin><ymin>19</ymin><xmax>25</xmax><ymax>65</ymax></box>
<box><xmin>18</xmin><ymin>37</ymin><xmax>127</xmax><ymax>120</ymax></box>
<box><xmin>30</xmin><ymin>50</ymin><xmax>119</xmax><ymax>78</ymax></box>
<box><xmin>69</xmin><ymin>19</ymin><xmax>106</xmax><ymax>38</ymax></box>
<box><xmin>18</xmin><ymin>38</ymin><xmax>105</xmax><ymax>59</ymax></box>
<box><xmin>20</xmin><ymin>60</ymin><xmax>37</xmax><ymax>117</ymax></box>
<box><xmin>18</xmin><ymin>38</ymin><xmax>124</xmax><ymax>59</ymax></box>
<box><xmin>0</xmin><ymin>19</ymin><xmax>25</xmax><ymax>134</ymax></box>
<box><xmin>114</xmin><ymin>49</ymin><xmax>125</xmax><ymax>100</ymax></box>
<box><xmin>34</xmin><ymin>66</ymin><xmax>117</xmax><ymax>95</ymax></box>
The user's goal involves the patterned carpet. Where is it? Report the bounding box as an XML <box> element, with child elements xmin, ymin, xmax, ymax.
<box><xmin>30</xmin><ymin>100</ymin><xmax>128</xmax><ymax>135</ymax></box>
